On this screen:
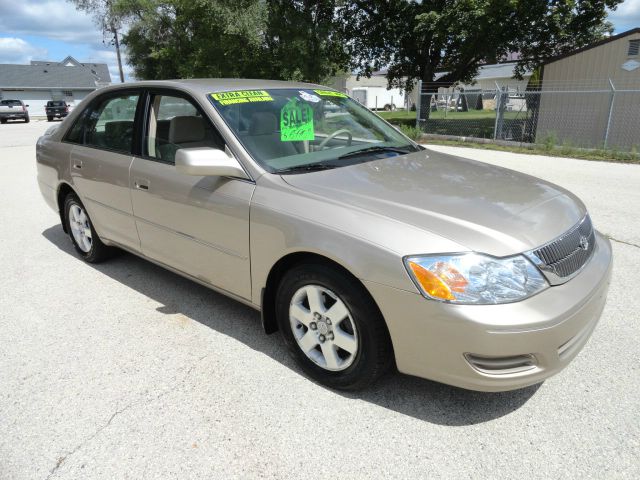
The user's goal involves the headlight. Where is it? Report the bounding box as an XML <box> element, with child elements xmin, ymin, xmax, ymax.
<box><xmin>404</xmin><ymin>253</ymin><xmax>548</xmax><ymax>305</ymax></box>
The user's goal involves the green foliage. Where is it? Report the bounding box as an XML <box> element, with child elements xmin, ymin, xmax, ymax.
<box><xmin>114</xmin><ymin>0</ymin><xmax>348</xmax><ymax>82</ymax></box>
<box><xmin>399</xmin><ymin>125</ymin><xmax>423</xmax><ymax>141</ymax></box>
<box><xmin>342</xmin><ymin>0</ymin><xmax>624</xmax><ymax>92</ymax></box>
<box><xmin>263</xmin><ymin>1</ymin><xmax>349</xmax><ymax>83</ymax></box>
<box><xmin>115</xmin><ymin>0</ymin><xmax>268</xmax><ymax>80</ymax></box>
<box><xmin>542</xmin><ymin>132</ymin><xmax>559</xmax><ymax>151</ymax></box>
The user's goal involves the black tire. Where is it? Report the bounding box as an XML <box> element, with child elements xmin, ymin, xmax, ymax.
<box><xmin>47</xmin><ymin>116</ymin><xmax>53</xmax><ymax>122</ymax></box>
<box><xmin>0</xmin><ymin>119</ymin><xmax>6</xmax><ymax>124</ymax></box>
<box><xmin>276</xmin><ymin>263</ymin><xmax>393</xmax><ymax>390</ymax></box>
<box><xmin>63</xmin><ymin>193</ymin><xmax>112</xmax><ymax>263</ymax></box>
<box><xmin>24</xmin><ymin>116</ymin><xmax>30</xmax><ymax>123</ymax></box>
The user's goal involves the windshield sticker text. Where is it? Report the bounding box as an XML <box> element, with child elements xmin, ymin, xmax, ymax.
<box><xmin>210</xmin><ymin>90</ymin><xmax>273</xmax><ymax>106</ymax></box>
<box><xmin>281</xmin><ymin>98</ymin><xmax>314</xmax><ymax>142</ymax></box>
<box><xmin>314</xmin><ymin>90</ymin><xmax>348</xmax><ymax>98</ymax></box>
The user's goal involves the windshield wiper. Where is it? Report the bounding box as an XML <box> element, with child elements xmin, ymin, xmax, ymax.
<box><xmin>276</xmin><ymin>163</ymin><xmax>338</xmax><ymax>175</ymax></box>
<box><xmin>338</xmin><ymin>145</ymin><xmax>414</xmax><ymax>160</ymax></box>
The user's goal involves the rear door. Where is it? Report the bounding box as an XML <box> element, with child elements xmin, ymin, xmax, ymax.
<box><xmin>65</xmin><ymin>90</ymin><xmax>143</xmax><ymax>251</ymax></box>
<box><xmin>129</xmin><ymin>89</ymin><xmax>254</xmax><ymax>300</ymax></box>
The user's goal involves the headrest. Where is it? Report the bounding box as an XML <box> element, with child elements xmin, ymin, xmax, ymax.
<box><xmin>249</xmin><ymin>112</ymin><xmax>277</xmax><ymax>136</ymax></box>
<box><xmin>169</xmin><ymin>116</ymin><xmax>205</xmax><ymax>144</ymax></box>
<box><xmin>105</xmin><ymin>120</ymin><xmax>133</xmax><ymax>138</ymax></box>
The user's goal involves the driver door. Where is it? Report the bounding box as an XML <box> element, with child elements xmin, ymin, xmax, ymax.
<box><xmin>129</xmin><ymin>90</ymin><xmax>254</xmax><ymax>300</ymax></box>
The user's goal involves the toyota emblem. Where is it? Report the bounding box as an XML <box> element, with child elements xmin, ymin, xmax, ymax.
<box><xmin>579</xmin><ymin>235</ymin><xmax>589</xmax><ymax>251</ymax></box>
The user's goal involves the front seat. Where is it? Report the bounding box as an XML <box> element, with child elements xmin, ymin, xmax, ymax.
<box><xmin>243</xmin><ymin>112</ymin><xmax>299</xmax><ymax>161</ymax></box>
<box><xmin>159</xmin><ymin>116</ymin><xmax>210</xmax><ymax>162</ymax></box>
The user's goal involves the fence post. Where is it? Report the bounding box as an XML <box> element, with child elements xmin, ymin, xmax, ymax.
<box><xmin>493</xmin><ymin>82</ymin><xmax>503</xmax><ymax>139</ymax></box>
<box><xmin>415</xmin><ymin>80</ymin><xmax>422</xmax><ymax>128</ymax></box>
<box><xmin>604</xmin><ymin>78</ymin><xmax>616</xmax><ymax>149</ymax></box>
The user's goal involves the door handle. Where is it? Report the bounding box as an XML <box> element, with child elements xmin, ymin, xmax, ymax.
<box><xmin>72</xmin><ymin>161</ymin><xmax>83</xmax><ymax>169</ymax></box>
<box><xmin>134</xmin><ymin>180</ymin><xmax>150</xmax><ymax>191</ymax></box>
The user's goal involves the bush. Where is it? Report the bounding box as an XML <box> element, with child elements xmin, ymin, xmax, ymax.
<box><xmin>399</xmin><ymin>125</ymin><xmax>423</xmax><ymax>140</ymax></box>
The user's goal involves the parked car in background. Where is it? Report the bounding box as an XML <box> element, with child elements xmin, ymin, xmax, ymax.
<box><xmin>0</xmin><ymin>100</ymin><xmax>29</xmax><ymax>123</ymax></box>
<box><xmin>46</xmin><ymin>100</ymin><xmax>70</xmax><ymax>122</ymax></box>
<box><xmin>36</xmin><ymin>79</ymin><xmax>612</xmax><ymax>392</ymax></box>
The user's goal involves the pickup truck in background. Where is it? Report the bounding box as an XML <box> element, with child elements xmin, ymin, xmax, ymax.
<box><xmin>46</xmin><ymin>100</ymin><xmax>70</xmax><ymax>121</ymax></box>
<box><xmin>0</xmin><ymin>100</ymin><xmax>30</xmax><ymax>124</ymax></box>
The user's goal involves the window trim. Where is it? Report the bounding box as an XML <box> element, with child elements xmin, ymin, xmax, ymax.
<box><xmin>62</xmin><ymin>88</ymin><xmax>145</xmax><ymax>156</ymax></box>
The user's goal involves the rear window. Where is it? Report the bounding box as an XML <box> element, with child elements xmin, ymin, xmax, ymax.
<box><xmin>0</xmin><ymin>100</ymin><xmax>22</xmax><ymax>106</ymax></box>
<box><xmin>47</xmin><ymin>101</ymin><xmax>66</xmax><ymax>107</ymax></box>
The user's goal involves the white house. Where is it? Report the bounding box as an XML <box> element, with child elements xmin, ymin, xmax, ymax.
<box><xmin>0</xmin><ymin>56</ymin><xmax>112</xmax><ymax>117</ymax></box>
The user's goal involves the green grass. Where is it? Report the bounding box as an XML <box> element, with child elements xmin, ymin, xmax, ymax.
<box><xmin>425</xmin><ymin>138</ymin><xmax>640</xmax><ymax>164</ymax></box>
<box><xmin>377</xmin><ymin>109</ymin><xmax>640</xmax><ymax>164</ymax></box>
<box><xmin>377</xmin><ymin>109</ymin><xmax>523</xmax><ymax>138</ymax></box>
<box><xmin>378</xmin><ymin>109</ymin><xmax>521</xmax><ymax>122</ymax></box>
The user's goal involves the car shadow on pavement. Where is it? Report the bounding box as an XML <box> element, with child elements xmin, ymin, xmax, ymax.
<box><xmin>42</xmin><ymin>224</ymin><xmax>540</xmax><ymax>426</ymax></box>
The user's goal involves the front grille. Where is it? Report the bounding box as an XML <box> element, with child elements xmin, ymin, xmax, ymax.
<box><xmin>530</xmin><ymin>215</ymin><xmax>596</xmax><ymax>281</ymax></box>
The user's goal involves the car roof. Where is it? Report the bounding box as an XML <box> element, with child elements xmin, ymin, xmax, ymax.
<box><xmin>96</xmin><ymin>78</ymin><xmax>331</xmax><ymax>96</ymax></box>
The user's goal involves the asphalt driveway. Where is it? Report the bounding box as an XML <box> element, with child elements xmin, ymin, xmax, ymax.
<box><xmin>1</xmin><ymin>121</ymin><xmax>638</xmax><ymax>479</ymax></box>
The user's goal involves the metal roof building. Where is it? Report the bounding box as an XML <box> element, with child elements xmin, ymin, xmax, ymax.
<box><xmin>536</xmin><ymin>28</ymin><xmax>640</xmax><ymax>149</ymax></box>
<box><xmin>0</xmin><ymin>56</ymin><xmax>111</xmax><ymax>117</ymax></box>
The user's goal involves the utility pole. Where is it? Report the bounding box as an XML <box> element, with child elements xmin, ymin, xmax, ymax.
<box><xmin>112</xmin><ymin>25</ymin><xmax>125</xmax><ymax>83</ymax></box>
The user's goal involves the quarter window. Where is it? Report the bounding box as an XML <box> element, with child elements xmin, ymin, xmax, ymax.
<box><xmin>145</xmin><ymin>94</ymin><xmax>224</xmax><ymax>164</ymax></box>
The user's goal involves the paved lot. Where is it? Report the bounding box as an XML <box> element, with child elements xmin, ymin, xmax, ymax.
<box><xmin>1</xmin><ymin>121</ymin><xmax>638</xmax><ymax>479</ymax></box>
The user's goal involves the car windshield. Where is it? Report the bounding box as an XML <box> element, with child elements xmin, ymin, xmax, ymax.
<box><xmin>1</xmin><ymin>100</ymin><xmax>22</xmax><ymax>106</ymax></box>
<box><xmin>208</xmin><ymin>88</ymin><xmax>418</xmax><ymax>173</ymax></box>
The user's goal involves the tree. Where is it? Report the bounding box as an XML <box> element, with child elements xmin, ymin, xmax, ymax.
<box><xmin>116</xmin><ymin>0</ymin><xmax>268</xmax><ymax>80</ymax></box>
<box><xmin>341</xmin><ymin>0</ymin><xmax>623</xmax><ymax>119</ymax></box>
<box><xmin>263</xmin><ymin>0</ymin><xmax>349</xmax><ymax>83</ymax></box>
<box><xmin>68</xmin><ymin>0</ymin><xmax>126</xmax><ymax>82</ymax></box>
<box><xmin>114</xmin><ymin>0</ymin><xmax>349</xmax><ymax>83</ymax></box>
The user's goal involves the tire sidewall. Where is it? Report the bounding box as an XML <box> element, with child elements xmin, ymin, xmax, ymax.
<box><xmin>276</xmin><ymin>264</ymin><xmax>389</xmax><ymax>390</ymax></box>
<box><xmin>64</xmin><ymin>194</ymin><xmax>101</xmax><ymax>262</ymax></box>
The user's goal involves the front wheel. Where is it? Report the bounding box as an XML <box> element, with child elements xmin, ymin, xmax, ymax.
<box><xmin>24</xmin><ymin>116</ymin><xmax>30</xmax><ymax>123</ymax></box>
<box><xmin>276</xmin><ymin>263</ymin><xmax>393</xmax><ymax>390</ymax></box>
<box><xmin>47</xmin><ymin>116</ymin><xmax>53</xmax><ymax>122</ymax></box>
<box><xmin>63</xmin><ymin>193</ymin><xmax>112</xmax><ymax>263</ymax></box>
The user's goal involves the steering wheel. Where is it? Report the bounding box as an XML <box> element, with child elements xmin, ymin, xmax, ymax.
<box><xmin>317</xmin><ymin>129</ymin><xmax>353</xmax><ymax>150</ymax></box>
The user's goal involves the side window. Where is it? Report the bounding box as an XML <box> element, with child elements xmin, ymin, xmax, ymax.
<box><xmin>65</xmin><ymin>93</ymin><xmax>139</xmax><ymax>153</ymax></box>
<box><xmin>145</xmin><ymin>94</ymin><xmax>224</xmax><ymax>164</ymax></box>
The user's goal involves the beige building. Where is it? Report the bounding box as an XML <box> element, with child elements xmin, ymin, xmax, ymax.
<box><xmin>536</xmin><ymin>28</ymin><xmax>640</xmax><ymax>149</ymax></box>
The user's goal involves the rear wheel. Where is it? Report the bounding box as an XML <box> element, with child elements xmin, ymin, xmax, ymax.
<box><xmin>63</xmin><ymin>193</ymin><xmax>112</xmax><ymax>263</ymax></box>
<box><xmin>24</xmin><ymin>116</ymin><xmax>30</xmax><ymax>123</ymax></box>
<box><xmin>0</xmin><ymin>119</ymin><xmax>6</xmax><ymax>124</ymax></box>
<box><xmin>47</xmin><ymin>116</ymin><xmax>53</xmax><ymax>122</ymax></box>
<box><xmin>276</xmin><ymin>263</ymin><xmax>392</xmax><ymax>390</ymax></box>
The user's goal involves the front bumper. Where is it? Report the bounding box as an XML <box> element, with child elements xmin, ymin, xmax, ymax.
<box><xmin>365</xmin><ymin>232</ymin><xmax>612</xmax><ymax>392</ymax></box>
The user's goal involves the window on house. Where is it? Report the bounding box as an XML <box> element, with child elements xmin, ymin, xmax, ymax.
<box><xmin>63</xmin><ymin>90</ymin><xmax>73</xmax><ymax>97</ymax></box>
<box><xmin>629</xmin><ymin>39</ymin><xmax>640</xmax><ymax>56</ymax></box>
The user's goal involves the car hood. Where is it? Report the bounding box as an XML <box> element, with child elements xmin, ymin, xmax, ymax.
<box><xmin>280</xmin><ymin>149</ymin><xmax>586</xmax><ymax>256</ymax></box>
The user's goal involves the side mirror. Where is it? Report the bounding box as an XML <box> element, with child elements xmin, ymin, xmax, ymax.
<box><xmin>25</xmin><ymin>105</ymin><xmax>30</xmax><ymax>108</ymax></box>
<box><xmin>175</xmin><ymin>147</ymin><xmax>249</xmax><ymax>179</ymax></box>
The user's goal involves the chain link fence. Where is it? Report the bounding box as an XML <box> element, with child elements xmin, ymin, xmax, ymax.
<box><xmin>415</xmin><ymin>79</ymin><xmax>640</xmax><ymax>152</ymax></box>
